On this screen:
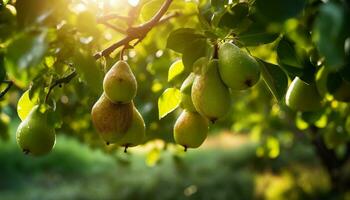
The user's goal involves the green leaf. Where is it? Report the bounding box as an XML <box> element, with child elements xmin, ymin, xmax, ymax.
<box><xmin>2</xmin><ymin>0</ymin><xmax>9</xmax><ymax>5</ymax></box>
<box><xmin>140</xmin><ymin>0</ymin><xmax>163</xmax><ymax>22</ymax></box>
<box><xmin>218</xmin><ymin>3</ymin><xmax>249</xmax><ymax>29</ymax></box>
<box><xmin>258</xmin><ymin>59</ymin><xmax>288</xmax><ymax>101</ymax></box>
<box><xmin>182</xmin><ymin>39</ymin><xmax>211</xmax><ymax>70</ymax></box>
<box><xmin>166</xmin><ymin>28</ymin><xmax>205</xmax><ymax>53</ymax></box>
<box><xmin>168</xmin><ymin>60</ymin><xmax>184</xmax><ymax>82</ymax></box>
<box><xmin>254</xmin><ymin>0</ymin><xmax>306</xmax><ymax>23</ymax></box>
<box><xmin>237</xmin><ymin>30</ymin><xmax>278</xmax><ymax>46</ymax></box>
<box><xmin>5</xmin><ymin>31</ymin><xmax>48</xmax><ymax>86</ymax></box>
<box><xmin>312</xmin><ymin>2</ymin><xmax>347</xmax><ymax>70</ymax></box>
<box><xmin>210</xmin><ymin>0</ymin><xmax>228</xmax><ymax>11</ymax></box>
<box><xmin>0</xmin><ymin>53</ymin><xmax>5</xmax><ymax>82</ymax></box>
<box><xmin>73</xmin><ymin>52</ymin><xmax>103</xmax><ymax>95</ymax></box>
<box><xmin>277</xmin><ymin>37</ymin><xmax>301</xmax><ymax>68</ymax></box>
<box><xmin>158</xmin><ymin>88</ymin><xmax>181</xmax><ymax>119</ymax></box>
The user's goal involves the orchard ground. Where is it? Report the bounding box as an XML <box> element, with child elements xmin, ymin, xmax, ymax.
<box><xmin>0</xmin><ymin>120</ymin><xmax>343</xmax><ymax>200</ymax></box>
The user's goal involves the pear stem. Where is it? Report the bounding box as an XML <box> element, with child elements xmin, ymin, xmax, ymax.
<box><xmin>124</xmin><ymin>145</ymin><xmax>128</xmax><ymax>153</ymax></box>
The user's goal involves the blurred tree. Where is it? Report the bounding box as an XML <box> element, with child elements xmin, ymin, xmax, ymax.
<box><xmin>0</xmin><ymin>0</ymin><xmax>350</xmax><ymax>198</ymax></box>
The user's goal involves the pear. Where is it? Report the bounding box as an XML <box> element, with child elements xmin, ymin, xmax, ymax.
<box><xmin>103</xmin><ymin>60</ymin><xmax>137</xmax><ymax>104</ymax></box>
<box><xmin>117</xmin><ymin>106</ymin><xmax>146</xmax><ymax>152</ymax></box>
<box><xmin>218</xmin><ymin>42</ymin><xmax>260</xmax><ymax>90</ymax></box>
<box><xmin>286</xmin><ymin>77</ymin><xmax>323</xmax><ymax>112</ymax></box>
<box><xmin>180</xmin><ymin>73</ymin><xmax>197</xmax><ymax>112</ymax></box>
<box><xmin>16</xmin><ymin>105</ymin><xmax>56</xmax><ymax>156</ymax></box>
<box><xmin>173</xmin><ymin>110</ymin><xmax>208</xmax><ymax>151</ymax></box>
<box><xmin>91</xmin><ymin>94</ymin><xmax>133</xmax><ymax>144</ymax></box>
<box><xmin>192</xmin><ymin>59</ymin><xmax>231</xmax><ymax>121</ymax></box>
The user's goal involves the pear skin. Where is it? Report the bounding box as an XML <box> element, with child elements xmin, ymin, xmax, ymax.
<box><xmin>91</xmin><ymin>94</ymin><xmax>133</xmax><ymax>144</ymax></box>
<box><xmin>16</xmin><ymin>105</ymin><xmax>56</xmax><ymax>156</ymax></box>
<box><xmin>117</xmin><ymin>106</ymin><xmax>146</xmax><ymax>151</ymax></box>
<box><xmin>173</xmin><ymin>110</ymin><xmax>208</xmax><ymax>151</ymax></box>
<box><xmin>180</xmin><ymin>73</ymin><xmax>197</xmax><ymax>112</ymax></box>
<box><xmin>192</xmin><ymin>60</ymin><xmax>231</xmax><ymax>121</ymax></box>
<box><xmin>103</xmin><ymin>60</ymin><xmax>137</xmax><ymax>104</ymax></box>
<box><xmin>286</xmin><ymin>77</ymin><xmax>323</xmax><ymax>112</ymax></box>
<box><xmin>218</xmin><ymin>42</ymin><xmax>260</xmax><ymax>90</ymax></box>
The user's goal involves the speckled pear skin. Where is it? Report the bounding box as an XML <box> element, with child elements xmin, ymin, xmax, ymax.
<box><xmin>91</xmin><ymin>94</ymin><xmax>133</xmax><ymax>144</ymax></box>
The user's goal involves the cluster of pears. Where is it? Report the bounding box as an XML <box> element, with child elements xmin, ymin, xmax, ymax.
<box><xmin>285</xmin><ymin>67</ymin><xmax>350</xmax><ymax>112</ymax></box>
<box><xmin>91</xmin><ymin>60</ymin><xmax>145</xmax><ymax>152</ymax></box>
<box><xmin>16</xmin><ymin>105</ymin><xmax>56</xmax><ymax>156</ymax></box>
<box><xmin>174</xmin><ymin>42</ymin><xmax>261</xmax><ymax>151</ymax></box>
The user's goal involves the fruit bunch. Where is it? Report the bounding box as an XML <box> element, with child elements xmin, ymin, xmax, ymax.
<box><xmin>174</xmin><ymin>42</ymin><xmax>261</xmax><ymax>151</ymax></box>
<box><xmin>91</xmin><ymin>60</ymin><xmax>145</xmax><ymax>152</ymax></box>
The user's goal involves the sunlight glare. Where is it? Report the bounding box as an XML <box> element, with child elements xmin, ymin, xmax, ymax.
<box><xmin>128</xmin><ymin>0</ymin><xmax>139</xmax><ymax>7</ymax></box>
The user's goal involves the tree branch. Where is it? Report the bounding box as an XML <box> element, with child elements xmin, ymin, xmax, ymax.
<box><xmin>0</xmin><ymin>80</ymin><xmax>13</xmax><ymax>99</ymax></box>
<box><xmin>93</xmin><ymin>0</ymin><xmax>174</xmax><ymax>60</ymax></box>
<box><xmin>45</xmin><ymin>68</ymin><xmax>77</xmax><ymax>103</ymax></box>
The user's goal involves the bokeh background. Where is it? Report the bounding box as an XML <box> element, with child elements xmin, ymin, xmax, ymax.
<box><xmin>1</xmin><ymin>0</ymin><xmax>350</xmax><ymax>199</ymax></box>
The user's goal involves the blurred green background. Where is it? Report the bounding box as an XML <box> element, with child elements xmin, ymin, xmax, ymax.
<box><xmin>1</xmin><ymin>0</ymin><xmax>350</xmax><ymax>199</ymax></box>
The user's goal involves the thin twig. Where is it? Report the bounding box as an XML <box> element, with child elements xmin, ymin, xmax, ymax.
<box><xmin>93</xmin><ymin>0</ymin><xmax>174</xmax><ymax>60</ymax></box>
<box><xmin>45</xmin><ymin>69</ymin><xmax>77</xmax><ymax>103</ymax></box>
<box><xmin>0</xmin><ymin>80</ymin><xmax>13</xmax><ymax>99</ymax></box>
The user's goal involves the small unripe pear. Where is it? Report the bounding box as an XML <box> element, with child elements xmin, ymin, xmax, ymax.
<box><xmin>16</xmin><ymin>105</ymin><xmax>56</xmax><ymax>156</ymax></box>
<box><xmin>173</xmin><ymin>110</ymin><xmax>208</xmax><ymax>151</ymax></box>
<box><xmin>192</xmin><ymin>60</ymin><xmax>231</xmax><ymax>121</ymax></box>
<box><xmin>91</xmin><ymin>94</ymin><xmax>133</xmax><ymax>144</ymax></box>
<box><xmin>180</xmin><ymin>73</ymin><xmax>197</xmax><ymax>112</ymax></box>
<box><xmin>286</xmin><ymin>77</ymin><xmax>323</xmax><ymax>112</ymax></box>
<box><xmin>218</xmin><ymin>42</ymin><xmax>260</xmax><ymax>90</ymax></box>
<box><xmin>117</xmin><ymin>106</ymin><xmax>146</xmax><ymax>152</ymax></box>
<box><xmin>103</xmin><ymin>60</ymin><xmax>137</xmax><ymax>104</ymax></box>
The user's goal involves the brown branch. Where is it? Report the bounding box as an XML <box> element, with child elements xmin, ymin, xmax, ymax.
<box><xmin>93</xmin><ymin>0</ymin><xmax>174</xmax><ymax>60</ymax></box>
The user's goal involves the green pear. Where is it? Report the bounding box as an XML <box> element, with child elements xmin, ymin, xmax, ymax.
<box><xmin>91</xmin><ymin>94</ymin><xmax>133</xmax><ymax>144</ymax></box>
<box><xmin>16</xmin><ymin>105</ymin><xmax>56</xmax><ymax>156</ymax></box>
<box><xmin>180</xmin><ymin>73</ymin><xmax>197</xmax><ymax>112</ymax></box>
<box><xmin>103</xmin><ymin>60</ymin><xmax>137</xmax><ymax>103</ymax></box>
<box><xmin>286</xmin><ymin>77</ymin><xmax>323</xmax><ymax>112</ymax></box>
<box><xmin>192</xmin><ymin>60</ymin><xmax>231</xmax><ymax>121</ymax></box>
<box><xmin>174</xmin><ymin>110</ymin><xmax>208</xmax><ymax>151</ymax></box>
<box><xmin>117</xmin><ymin>106</ymin><xmax>146</xmax><ymax>152</ymax></box>
<box><xmin>218</xmin><ymin>42</ymin><xmax>260</xmax><ymax>90</ymax></box>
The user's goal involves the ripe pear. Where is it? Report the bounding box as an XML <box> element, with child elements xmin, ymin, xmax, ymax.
<box><xmin>16</xmin><ymin>105</ymin><xmax>56</xmax><ymax>156</ymax></box>
<box><xmin>218</xmin><ymin>42</ymin><xmax>260</xmax><ymax>90</ymax></box>
<box><xmin>192</xmin><ymin>60</ymin><xmax>231</xmax><ymax>121</ymax></box>
<box><xmin>180</xmin><ymin>73</ymin><xmax>197</xmax><ymax>112</ymax></box>
<box><xmin>174</xmin><ymin>110</ymin><xmax>208</xmax><ymax>151</ymax></box>
<box><xmin>91</xmin><ymin>94</ymin><xmax>133</xmax><ymax>144</ymax></box>
<box><xmin>117</xmin><ymin>106</ymin><xmax>146</xmax><ymax>152</ymax></box>
<box><xmin>286</xmin><ymin>77</ymin><xmax>323</xmax><ymax>112</ymax></box>
<box><xmin>103</xmin><ymin>60</ymin><xmax>137</xmax><ymax>104</ymax></box>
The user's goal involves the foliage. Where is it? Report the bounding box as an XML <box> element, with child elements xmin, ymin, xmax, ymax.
<box><xmin>0</xmin><ymin>0</ymin><xmax>350</xmax><ymax>197</ymax></box>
